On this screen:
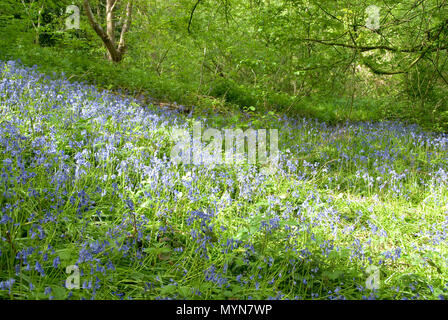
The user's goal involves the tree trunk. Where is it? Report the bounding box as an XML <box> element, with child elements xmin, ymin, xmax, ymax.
<box><xmin>35</xmin><ymin>6</ymin><xmax>43</xmax><ymax>45</ymax></box>
<box><xmin>83</xmin><ymin>0</ymin><xmax>133</xmax><ymax>63</ymax></box>
<box><xmin>106</xmin><ymin>0</ymin><xmax>116</xmax><ymax>60</ymax></box>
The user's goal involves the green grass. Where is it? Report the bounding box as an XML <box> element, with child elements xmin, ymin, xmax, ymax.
<box><xmin>2</xmin><ymin>34</ymin><xmax>446</xmax><ymax>133</ymax></box>
<box><xmin>1</xmin><ymin>60</ymin><xmax>448</xmax><ymax>300</ymax></box>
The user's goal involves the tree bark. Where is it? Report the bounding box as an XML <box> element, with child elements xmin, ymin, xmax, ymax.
<box><xmin>117</xmin><ymin>0</ymin><xmax>133</xmax><ymax>55</ymax></box>
<box><xmin>106</xmin><ymin>0</ymin><xmax>116</xmax><ymax>45</ymax></box>
<box><xmin>83</xmin><ymin>0</ymin><xmax>133</xmax><ymax>63</ymax></box>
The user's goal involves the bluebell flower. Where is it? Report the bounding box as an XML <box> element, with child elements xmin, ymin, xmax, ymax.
<box><xmin>35</xmin><ymin>261</ymin><xmax>45</xmax><ymax>276</ymax></box>
<box><xmin>52</xmin><ymin>256</ymin><xmax>60</xmax><ymax>269</ymax></box>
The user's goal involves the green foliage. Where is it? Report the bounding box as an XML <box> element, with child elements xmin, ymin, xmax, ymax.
<box><xmin>2</xmin><ymin>54</ymin><xmax>448</xmax><ymax>301</ymax></box>
<box><xmin>210</xmin><ymin>78</ymin><xmax>258</xmax><ymax>109</ymax></box>
<box><xmin>2</xmin><ymin>0</ymin><xmax>448</xmax><ymax>130</ymax></box>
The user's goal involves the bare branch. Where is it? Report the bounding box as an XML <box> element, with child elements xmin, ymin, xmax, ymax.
<box><xmin>118</xmin><ymin>0</ymin><xmax>133</xmax><ymax>55</ymax></box>
<box><xmin>188</xmin><ymin>0</ymin><xmax>202</xmax><ymax>33</ymax></box>
<box><xmin>303</xmin><ymin>37</ymin><xmax>448</xmax><ymax>54</ymax></box>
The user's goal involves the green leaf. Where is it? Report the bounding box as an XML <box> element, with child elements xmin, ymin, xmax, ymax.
<box><xmin>160</xmin><ymin>284</ymin><xmax>177</xmax><ymax>295</ymax></box>
<box><xmin>322</xmin><ymin>270</ymin><xmax>344</xmax><ymax>280</ymax></box>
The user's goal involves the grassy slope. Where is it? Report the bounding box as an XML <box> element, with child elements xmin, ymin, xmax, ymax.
<box><xmin>1</xmin><ymin>60</ymin><xmax>448</xmax><ymax>300</ymax></box>
<box><xmin>1</xmin><ymin>35</ymin><xmax>422</xmax><ymax>131</ymax></box>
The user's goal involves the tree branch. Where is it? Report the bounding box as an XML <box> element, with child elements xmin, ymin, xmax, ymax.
<box><xmin>83</xmin><ymin>0</ymin><xmax>121</xmax><ymax>61</ymax></box>
<box><xmin>188</xmin><ymin>0</ymin><xmax>202</xmax><ymax>33</ymax></box>
<box><xmin>303</xmin><ymin>38</ymin><xmax>423</xmax><ymax>53</ymax></box>
<box><xmin>117</xmin><ymin>0</ymin><xmax>133</xmax><ymax>55</ymax></box>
